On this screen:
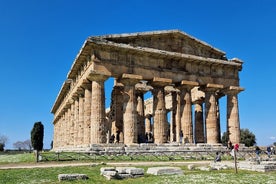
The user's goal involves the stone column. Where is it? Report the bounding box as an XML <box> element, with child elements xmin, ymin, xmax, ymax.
<box><xmin>145</xmin><ymin>114</ymin><xmax>152</xmax><ymax>133</ymax></box>
<box><xmin>73</xmin><ymin>96</ymin><xmax>79</xmax><ymax>147</ymax></box>
<box><xmin>151</xmin><ymin>77</ymin><xmax>172</xmax><ymax>144</ymax></box>
<box><xmin>194</xmin><ymin>100</ymin><xmax>204</xmax><ymax>143</ymax></box>
<box><xmin>66</xmin><ymin>108</ymin><xmax>71</xmax><ymax>147</ymax></box>
<box><xmin>225</xmin><ymin>86</ymin><xmax>244</xmax><ymax>144</ymax></box>
<box><xmin>204</xmin><ymin>84</ymin><xmax>223</xmax><ymax>144</ymax></box>
<box><xmin>70</xmin><ymin>101</ymin><xmax>75</xmax><ymax>147</ymax></box>
<box><xmin>175</xmin><ymin>91</ymin><xmax>181</xmax><ymax>143</ymax></box>
<box><xmin>170</xmin><ymin>92</ymin><xmax>177</xmax><ymax>142</ymax></box>
<box><xmin>110</xmin><ymin>82</ymin><xmax>124</xmax><ymax>138</ymax></box>
<box><xmin>77</xmin><ymin>91</ymin><xmax>84</xmax><ymax>146</ymax></box>
<box><xmin>89</xmin><ymin>74</ymin><xmax>109</xmax><ymax>144</ymax></box>
<box><xmin>136</xmin><ymin>91</ymin><xmax>145</xmax><ymax>143</ymax></box>
<box><xmin>83</xmin><ymin>82</ymin><xmax>92</xmax><ymax>146</ymax></box>
<box><xmin>60</xmin><ymin>113</ymin><xmax>65</xmax><ymax>148</ymax></box>
<box><xmin>53</xmin><ymin>120</ymin><xmax>58</xmax><ymax>149</ymax></box>
<box><xmin>179</xmin><ymin>80</ymin><xmax>198</xmax><ymax>143</ymax></box>
<box><xmin>119</xmin><ymin>74</ymin><xmax>142</xmax><ymax>145</ymax></box>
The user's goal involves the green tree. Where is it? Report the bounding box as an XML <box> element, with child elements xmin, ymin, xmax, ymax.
<box><xmin>240</xmin><ymin>128</ymin><xmax>256</xmax><ymax>147</ymax></box>
<box><xmin>31</xmin><ymin>122</ymin><xmax>44</xmax><ymax>151</ymax></box>
<box><xmin>221</xmin><ymin>128</ymin><xmax>256</xmax><ymax>147</ymax></box>
<box><xmin>0</xmin><ymin>134</ymin><xmax>8</xmax><ymax>151</ymax></box>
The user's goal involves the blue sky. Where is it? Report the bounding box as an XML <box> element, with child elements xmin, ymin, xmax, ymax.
<box><xmin>0</xmin><ymin>0</ymin><xmax>275</xmax><ymax>149</ymax></box>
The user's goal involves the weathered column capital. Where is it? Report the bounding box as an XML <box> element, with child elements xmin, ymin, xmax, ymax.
<box><xmin>119</xmin><ymin>73</ymin><xmax>143</xmax><ymax>85</ymax></box>
<box><xmin>150</xmin><ymin>77</ymin><xmax>172</xmax><ymax>87</ymax></box>
<box><xmin>177</xmin><ymin>80</ymin><xmax>199</xmax><ymax>89</ymax></box>
<box><xmin>223</xmin><ymin>86</ymin><xmax>244</xmax><ymax>95</ymax></box>
<box><xmin>201</xmin><ymin>83</ymin><xmax>224</xmax><ymax>92</ymax></box>
<box><xmin>88</xmin><ymin>71</ymin><xmax>110</xmax><ymax>82</ymax></box>
<box><xmin>81</xmin><ymin>79</ymin><xmax>92</xmax><ymax>90</ymax></box>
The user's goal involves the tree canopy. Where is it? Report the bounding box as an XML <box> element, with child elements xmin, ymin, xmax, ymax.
<box><xmin>221</xmin><ymin>128</ymin><xmax>256</xmax><ymax>147</ymax></box>
<box><xmin>0</xmin><ymin>134</ymin><xmax>8</xmax><ymax>151</ymax></box>
<box><xmin>31</xmin><ymin>122</ymin><xmax>44</xmax><ymax>151</ymax></box>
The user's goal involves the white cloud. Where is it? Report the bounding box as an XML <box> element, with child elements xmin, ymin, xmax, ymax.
<box><xmin>269</xmin><ymin>136</ymin><xmax>276</xmax><ymax>140</ymax></box>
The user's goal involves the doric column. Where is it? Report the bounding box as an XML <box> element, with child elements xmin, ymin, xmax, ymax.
<box><xmin>82</xmin><ymin>81</ymin><xmax>92</xmax><ymax>146</ymax></box>
<box><xmin>204</xmin><ymin>83</ymin><xmax>223</xmax><ymax>144</ymax></box>
<box><xmin>170</xmin><ymin>92</ymin><xmax>177</xmax><ymax>142</ymax></box>
<box><xmin>151</xmin><ymin>77</ymin><xmax>172</xmax><ymax>144</ymax></box>
<box><xmin>73</xmin><ymin>96</ymin><xmax>79</xmax><ymax>147</ymax></box>
<box><xmin>175</xmin><ymin>91</ymin><xmax>181</xmax><ymax>143</ymax></box>
<box><xmin>225</xmin><ymin>86</ymin><xmax>244</xmax><ymax>144</ymax></box>
<box><xmin>136</xmin><ymin>91</ymin><xmax>145</xmax><ymax>143</ymax></box>
<box><xmin>60</xmin><ymin>113</ymin><xmax>65</xmax><ymax>147</ymax></box>
<box><xmin>77</xmin><ymin>90</ymin><xmax>84</xmax><ymax>146</ymax></box>
<box><xmin>53</xmin><ymin>120</ymin><xmax>58</xmax><ymax>149</ymax></box>
<box><xmin>179</xmin><ymin>80</ymin><xmax>198</xmax><ymax>143</ymax></box>
<box><xmin>66</xmin><ymin>108</ymin><xmax>71</xmax><ymax>147</ymax></box>
<box><xmin>110</xmin><ymin>81</ymin><xmax>124</xmax><ymax>137</ymax></box>
<box><xmin>70</xmin><ymin>101</ymin><xmax>75</xmax><ymax>147</ymax></box>
<box><xmin>145</xmin><ymin>114</ymin><xmax>152</xmax><ymax>133</ymax></box>
<box><xmin>89</xmin><ymin>73</ymin><xmax>109</xmax><ymax>144</ymax></box>
<box><xmin>119</xmin><ymin>74</ymin><xmax>142</xmax><ymax>145</ymax></box>
<box><xmin>194</xmin><ymin>100</ymin><xmax>204</xmax><ymax>143</ymax></box>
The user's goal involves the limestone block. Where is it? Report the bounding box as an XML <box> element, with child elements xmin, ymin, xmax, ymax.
<box><xmin>187</xmin><ymin>164</ymin><xmax>195</xmax><ymax>170</ymax></box>
<box><xmin>147</xmin><ymin>167</ymin><xmax>183</xmax><ymax>175</ymax></box>
<box><xmin>58</xmin><ymin>174</ymin><xmax>88</xmax><ymax>181</ymax></box>
<box><xmin>126</xmin><ymin>167</ymin><xmax>144</xmax><ymax>175</ymax></box>
<box><xmin>100</xmin><ymin>167</ymin><xmax>116</xmax><ymax>174</ymax></box>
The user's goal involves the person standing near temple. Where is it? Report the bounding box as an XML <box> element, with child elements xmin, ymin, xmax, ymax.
<box><xmin>179</xmin><ymin>130</ymin><xmax>183</xmax><ymax>143</ymax></box>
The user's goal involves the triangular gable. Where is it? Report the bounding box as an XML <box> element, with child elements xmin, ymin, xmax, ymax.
<box><xmin>92</xmin><ymin>30</ymin><xmax>226</xmax><ymax>60</ymax></box>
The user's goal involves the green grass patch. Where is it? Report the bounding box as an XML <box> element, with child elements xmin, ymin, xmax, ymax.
<box><xmin>0</xmin><ymin>153</ymin><xmax>34</xmax><ymax>164</ymax></box>
<box><xmin>0</xmin><ymin>165</ymin><xmax>275</xmax><ymax>184</ymax></box>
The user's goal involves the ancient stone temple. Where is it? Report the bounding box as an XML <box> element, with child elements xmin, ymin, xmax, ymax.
<box><xmin>51</xmin><ymin>30</ymin><xmax>244</xmax><ymax>150</ymax></box>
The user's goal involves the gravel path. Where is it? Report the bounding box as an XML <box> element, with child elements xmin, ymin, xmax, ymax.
<box><xmin>0</xmin><ymin>160</ymin><xmax>212</xmax><ymax>170</ymax></box>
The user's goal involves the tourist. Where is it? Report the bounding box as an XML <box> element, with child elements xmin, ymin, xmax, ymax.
<box><xmin>227</xmin><ymin>140</ymin><xmax>233</xmax><ymax>150</ymax></box>
<box><xmin>115</xmin><ymin>131</ymin><xmax>120</xmax><ymax>143</ymax></box>
<box><xmin>214</xmin><ymin>152</ymin><xmax>221</xmax><ymax>162</ymax></box>
<box><xmin>266</xmin><ymin>146</ymin><xmax>271</xmax><ymax>158</ymax></box>
<box><xmin>145</xmin><ymin>132</ymin><xmax>148</xmax><ymax>143</ymax></box>
<box><xmin>271</xmin><ymin>146</ymin><xmax>275</xmax><ymax>155</ymax></box>
<box><xmin>110</xmin><ymin>134</ymin><xmax>115</xmax><ymax>143</ymax></box>
<box><xmin>179</xmin><ymin>130</ymin><xmax>183</xmax><ymax>143</ymax></box>
<box><xmin>255</xmin><ymin>146</ymin><xmax>261</xmax><ymax>161</ymax></box>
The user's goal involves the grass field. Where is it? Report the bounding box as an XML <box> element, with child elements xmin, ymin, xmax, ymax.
<box><xmin>1</xmin><ymin>165</ymin><xmax>276</xmax><ymax>184</ymax></box>
<box><xmin>0</xmin><ymin>152</ymin><xmax>276</xmax><ymax>184</ymax></box>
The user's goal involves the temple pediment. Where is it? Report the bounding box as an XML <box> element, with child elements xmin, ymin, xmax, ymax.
<box><xmin>92</xmin><ymin>30</ymin><xmax>226</xmax><ymax>60</ymax></box>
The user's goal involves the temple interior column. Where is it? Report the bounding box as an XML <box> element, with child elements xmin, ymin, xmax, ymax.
<box><xmin>119</xmin><ymin>74</ymin><xmax>142</xmax><ymax>144</ymax></box>
<box><xmin>194</xmin><ymin>100</ymin><xmax>204</xmax><ymax>143</ymax></box>
<box><xmin>226</xmin><ymin>86</ymin><xmax>244</xmax><ymax>144</ymax></box>
<box><xmin>136</xmin><ymin>91</ymin><xmax>145</xmax><ymax>143</ymax></box>
<box><xmin>145</xmin><ymin>114</ymin><xmax>152</xmax><ymax>133</ymax></box>
<box><xmin>204</xmin><ymin>84</ymin><xmax>223</xmax><ymax>144</ymax></box>
<box><xmin>90</xmin><ymin>74</ymin><xmax>109</xmax><ymax>144</ymax></box>
<box><xmin>170</xmin><ymin>92</ymin><xmax>177</xmax><ymax>142</ymax></box>
<box><xmin>110</xmin><ymin>82</ymin><xmax>124</xmax><ymax>140</ymax></box>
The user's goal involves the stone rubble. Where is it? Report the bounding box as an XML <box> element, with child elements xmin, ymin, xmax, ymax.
<box><xmin>58</xmin><ymin>174</ymin><xmax>88</xmax><ymax>181</ymax></box>
<box><xmin>100</xmin><ymin>166</ymin><xmax>144</xmax><ymax>180</ymax></box>
<box><xmin>146</xmin><ymin>167</ymin><xmax>184</xmax><ymax>175</ymax></box>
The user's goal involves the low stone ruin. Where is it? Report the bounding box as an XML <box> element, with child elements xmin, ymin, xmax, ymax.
<box><xmin>146</xmin><ymin>167</ymin><xmax>184</xmax><ymax>175</ymax></box>
<box><xmin>100</xmin><ymin>167</ymin><xmax>144</xmax><ymax>180</ymax></box>
<box><xmin>58</xmin><ymin>174</ymin><xmax>88</xmax><ymax>181</ymax></box>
